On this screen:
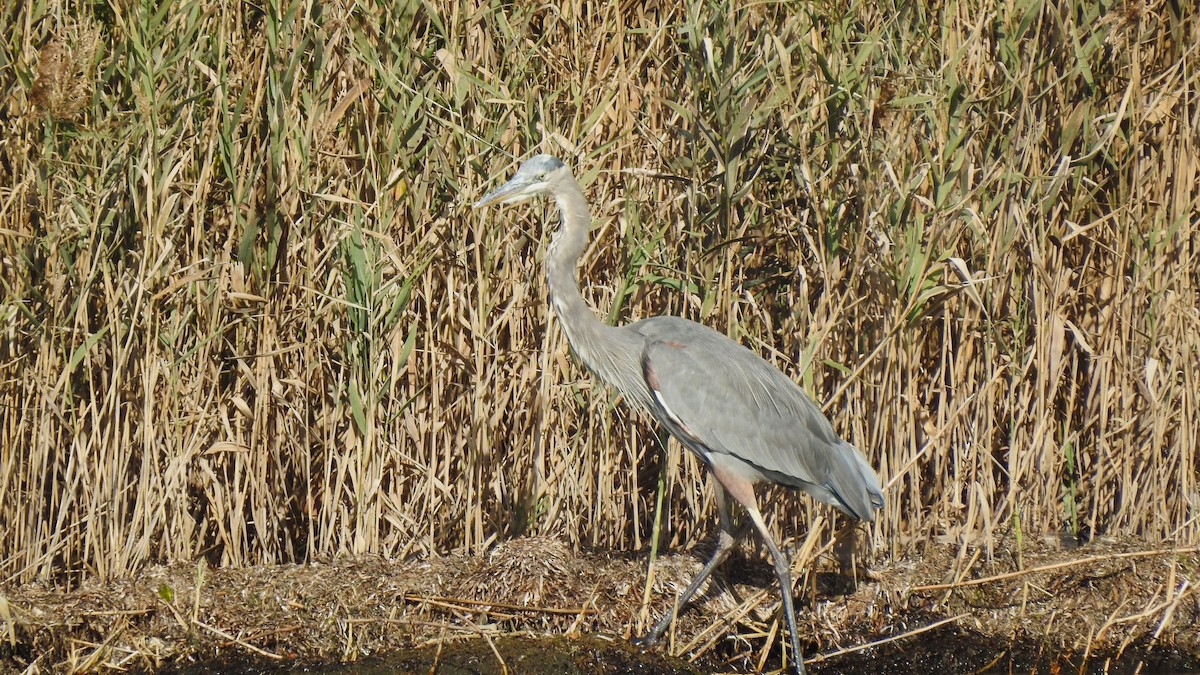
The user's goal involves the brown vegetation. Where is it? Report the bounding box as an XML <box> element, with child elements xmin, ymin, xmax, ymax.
<box><xmin>1</xmin><ymin>0</ymin><xmax>1197</xmax><ymax>671</ymax></box>
<box><xmin>1</xmin><ymin>538</ymin><xmax>1197</xmax><ymax>672</ymax></box>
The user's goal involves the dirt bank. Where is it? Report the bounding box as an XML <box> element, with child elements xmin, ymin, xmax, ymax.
<box><xmin>2</xmin><ymin>537</ymin><xmax>1197</xmax><ymax>673</ymax></box>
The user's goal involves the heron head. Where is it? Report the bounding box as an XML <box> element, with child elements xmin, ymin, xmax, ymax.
<box><xmin>473</xmin><ymin>154</ymin><xmax>567</xmax><ymax>208</ymax></box>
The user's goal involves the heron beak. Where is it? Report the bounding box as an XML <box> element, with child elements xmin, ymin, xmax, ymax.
<box><xmin>473</xmin><ymin>175</ymin><xmax>539</xmax><ymax>209</ymax></box>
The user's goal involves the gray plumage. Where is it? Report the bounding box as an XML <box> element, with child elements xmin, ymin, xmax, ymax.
<box><xmin>474</xmin><ymin>154</ymin><xmax>884</xmax><ymax>675</ymax></box>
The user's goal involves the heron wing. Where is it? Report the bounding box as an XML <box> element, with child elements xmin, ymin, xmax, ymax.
<box><xmin>630</xmin><ymin>316</ymin><xmax>883</xmax><ymax>521</ymax></box>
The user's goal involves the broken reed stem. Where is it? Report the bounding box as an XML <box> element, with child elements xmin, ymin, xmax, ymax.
<box><xmin>1153</xmin><ymin>580</ymin><xmax>1192</xmax><ymax>641</ymax></box>
<box><xmin>807</xmin><ymin>613</ymin><xmax>970</xmax><ymax>664</ymax></box>
<box><xmin>451</xmin><ymin>613</ymin><xmax>511</xmax><ymax>675</ymax></box>
<box><xmin>912</xmin><ymin>547</ymin><xmax>1200</xmax><ymax>593</ymax></box>
<box><xmin>400</xmin><ymin>593</ymin><xmax>598</xmax><ymax>616</ymax></box>
<box><xmin>192</xmin><ymin>619</ymin><xmax>283</xmax><ymax>659</ymax></box>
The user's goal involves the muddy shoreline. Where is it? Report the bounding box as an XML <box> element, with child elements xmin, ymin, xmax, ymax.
<box><xmin>3</xmin><ymin>537</ymin><xmax>1198</xmax><ymax>673</ymax></box>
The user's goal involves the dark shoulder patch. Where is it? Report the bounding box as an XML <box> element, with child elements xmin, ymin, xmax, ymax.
<box><xmin>643</xmin><ymin>357</ymin><xmax>661</xmax><ymax>390</ymax></box>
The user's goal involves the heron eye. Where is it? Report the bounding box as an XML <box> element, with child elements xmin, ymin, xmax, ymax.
<box><xmin>536</xmin><ymin>172</ymin><xmax>547</xmax><ymax>181</ymax></box>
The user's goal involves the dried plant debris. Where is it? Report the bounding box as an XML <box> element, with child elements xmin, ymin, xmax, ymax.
<box><xmin>1</xmin><ymin>539</ymin><xmax>1197</xmax><ymax>674</ymax></box>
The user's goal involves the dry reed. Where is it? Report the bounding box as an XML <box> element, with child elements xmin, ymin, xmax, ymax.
<box><xmin>0</xmin><ymin>0</ymin><xmax>1197</xmax><ymax>607</ymax></box>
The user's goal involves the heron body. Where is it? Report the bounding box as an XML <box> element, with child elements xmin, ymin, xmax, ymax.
<box><xmin>475</xmin><ymin>154</ymin><xmax>884</xmax><ymax>675</ymax></box>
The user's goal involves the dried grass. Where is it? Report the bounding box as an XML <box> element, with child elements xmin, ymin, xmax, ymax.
<box><xmin>0</xmin><ymin>0</ymin><xmax>1197</xmax><ymax>657</ymax></box>
<box><xmin>0</xmin><ymin>540</ymin><xmax>1195</xmax><ymax>673</ymax></box>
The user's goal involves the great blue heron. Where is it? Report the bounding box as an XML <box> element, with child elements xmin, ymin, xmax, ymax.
<box><xmin>474</xmin><ymin>154</ymin><xmax>884</xmax><ymax>675</ymax></box>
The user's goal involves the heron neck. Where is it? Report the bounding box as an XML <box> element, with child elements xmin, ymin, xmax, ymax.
<box><xmin>544</xmin><ymin>180</ymin><xmax>641</xmax><ymax>398</ymax></box>
<box><xmin>546</xmin><ymin>182</ymin><xmax>604</xmax><ymax>348</ymax></box>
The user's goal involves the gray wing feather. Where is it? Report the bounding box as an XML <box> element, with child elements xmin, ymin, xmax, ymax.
<box><xmin>629</xmin><ymin>316</ymin><xmax>884</xmax><ymax>521</ymax></box>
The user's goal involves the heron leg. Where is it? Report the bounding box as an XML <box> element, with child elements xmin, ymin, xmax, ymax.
<box><xmin>833</xmin><ymin>518</ymin><xmax>858</xmax><ymax>588</ymax></box>
<box><xmin>635</xmin><ymin>485</ymin><xmax>740</xmax><ymax>647</ymax></box>
<box><xmin>710</xmin><ymin>462</ymin><xmax>806</xmax><ymax>675</ymax></box>
<box><xmin>745</xmin><ymin>505</ymin><xmax>807</xmax><ymax>675</ymax></box>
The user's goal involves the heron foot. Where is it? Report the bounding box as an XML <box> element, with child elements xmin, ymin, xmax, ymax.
<box><xmin>630</xmin><ymin>632</ymin><xmax>661</xmax><ymax>648</ymax></box>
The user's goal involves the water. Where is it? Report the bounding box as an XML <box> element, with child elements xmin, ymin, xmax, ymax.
<box><xmin>154</xmin><ymin>632</ymin><xmax>1199</xmax><ymax>674</ymax></box>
